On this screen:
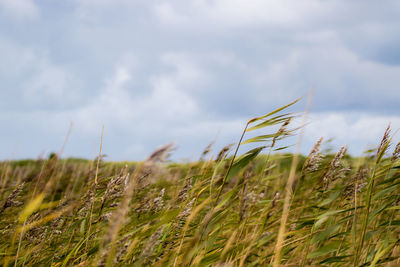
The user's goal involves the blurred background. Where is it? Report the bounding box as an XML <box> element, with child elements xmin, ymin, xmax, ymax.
<box><xmin>1</xmin><ymin>0</ymin><xmax>399</xmax><ymax>161</ymax></box>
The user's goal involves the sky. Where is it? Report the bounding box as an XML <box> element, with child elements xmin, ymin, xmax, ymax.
<box><xmin>1</xmin><ymin>0</ymin><xmax>400</xmax><ymax>161</ymax></box>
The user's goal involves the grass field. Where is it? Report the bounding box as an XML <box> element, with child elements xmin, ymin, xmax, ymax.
<box><xmin>1</xmin><ymin>100</ymin><xmax>399</xmax><ymax>266</ymax></box>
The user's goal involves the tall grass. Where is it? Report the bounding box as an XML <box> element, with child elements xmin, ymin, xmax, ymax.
<box><xmin>0</xmin><ymin>100</ymin><xmax>399</xmax><ymax>266</ymax></box>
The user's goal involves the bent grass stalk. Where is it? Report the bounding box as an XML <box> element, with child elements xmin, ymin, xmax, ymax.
<box><xmin>2</xmin><ymin>99</ymin><xmax>400</xmax><ymax>266</ymax></box>
<box><xmin>85</xmin><ymin>125</ymin><xmax>103</xmax><ymax>254</ymax></box>
<box><xmin>355</xmin><ymin>125</ymin><xmax>391</xmax><ymax>265</ymax></box>
<box><xmin>272</xmin><ymin>94</ymin><xmax>311</xmax><ymax>266</ymax></box>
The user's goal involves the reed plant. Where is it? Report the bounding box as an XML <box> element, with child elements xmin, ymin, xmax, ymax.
<box><xmin>0</xmin><ymin>100</ymin><xmax>399</xmax><ymax>266</ymax></box>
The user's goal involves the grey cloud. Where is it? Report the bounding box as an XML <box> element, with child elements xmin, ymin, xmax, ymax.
<box><xmin>0</xmin><ymin>0</ymin><xmax>39</xmax><ymax>20</ymax></box>
<box><xmin>1</xmin><ymin>0</ymin><xmax>400</xmax><ymax>160</ymax></box>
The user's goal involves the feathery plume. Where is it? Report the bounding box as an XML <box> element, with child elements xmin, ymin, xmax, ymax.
<box><xmin>303</xmin><ymin>137</ymin><xmax>324</xmax><ymax>173</ymax></box>
<box><xmin>331</xmin><ymin>145</ymin><xmax>347</xmax><ymax>169</ymax></box>
<box><xmin>392</xmin><ymin>142</ymin><xmax>400</xmax><ymax>161</ymax></box>
<box><xmin>146</xmin><ymin>142</ymin><xmax>175</xmax><ymax>164</ymax></box>
<box><xmin>177</xmin><ymin>178</ymin><xmax>192</xmax><ymax>202</ymax></box>
<box><xmin>115</xmin><ymin>233</ymin><xmax>134</xmax><ymax>263</ymax></box>
<box><xmin>216</xmin><ymin>144</ymin><xmax>234</xmax><ymax>162</ymax></box>
<box><xmin>377</xmin><ymin>124</ymin><xmax>391</xmax><ymax>156</ymax></box>
<box><xmin>0</xmin><ymin>182</ymin><xmax>24</xmax><ymax>213</ymax></box>
<box><xmin>271</xmin><ymin>118</ymin><xmax>291</xmax><ymax>147</ymax></box>
<box><xmin>98</xmin><ymin>166</ymin><xmax>129</xmax><ymax>218</ymax></box>
<box><xmin>141</xmin><ymin>226</ymin><xmax>165</xmax><ymax>262</ymax></box>
<box><xmin>177</xmin><ymin>198</ymin><xmax>195</xmax><ymax>223</ymax></box>
<box><xmin>151</xmin><ymin>188</ymin><xmax>165</xmax><ymax>212</ymax></box>
<box><xmin>343</xmin><ymin>166</ymin><xmax>368</xmax><ymax>199</ymax></box>
<box><xmin>200</xmin><ymin>141</ymin><xmax>215</xmax><ymax>160</ymax></box>
<box><xmin>322</xmin><ymin>145</ymin><xmax>347</xmax><ymax>187</ymax></box>
<box><xmin>265</xmin><ymin>191</ymin><xmax>280</xmax><ymax>221</ymax></box>
<box><xmin>99</xmin><ymin>143</ymin><xmax>175</xmax><ymax>265</ymax></box>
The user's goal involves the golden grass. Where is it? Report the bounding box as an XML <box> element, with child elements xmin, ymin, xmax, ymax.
<box><xmin>0</xmin><ymin>100</ymin><xmax>399</xmax><ymax>266</ymax></box>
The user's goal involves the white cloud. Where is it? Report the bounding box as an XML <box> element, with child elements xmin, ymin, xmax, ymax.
<box><xmin>1</xmin><ymin>0</ymin><xmax>400</xmax><ymax>160</ymax></box>
<box><xmin>153</xmin><ymin>3</ymin><xmax>185</xmax><ymax>25</ymax></box>
<box><xmin>49</xmin><ymin>53</ymin><xmax>202</xmax><ymax>137</ymax></box>
<box><xmin>0</xmin><ymin>38</ymin><xmax>83</xmax><ymax>110</ymax></box>
<box><xmin>0</xmin><ymin>0</ymin><xmax>39</xmax><ymax>20</ymax></box>
<box><xmin>22</xmin><ymin>60</ymin><xmax>81</xmax><ymax>107</ymax></box>
<box><xmin>304</xmin><ymin>112</ymin><xmax>400</xmax><ymax>154</ymax></box>
<box><xmin>246</xmin><ymin>43</ymin><xmax>400</xmax><ymax>106</ymax></box>
<box><xmin>159</xmin><ymin>53</ymin><xmax>209</xmax><ymax>92</ymax></box>
<box><xmin>153</xmin><ymin>0</ymin><xmax>332</xmax><ymax>29</ymax></box>
<box><xmin>0</xmin><ymin>38</ymin><xmax>36</xmax><ymax>77</ymax></box>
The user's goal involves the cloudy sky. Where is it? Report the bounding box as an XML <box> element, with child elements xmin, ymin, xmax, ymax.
<box><xmin>1</xmin><ymin>0</ymin><xmax>400</xmax><ymax>161</ymax></box>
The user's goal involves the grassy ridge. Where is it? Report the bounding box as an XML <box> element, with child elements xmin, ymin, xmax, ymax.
<box><xmin>1</xmin><ymin>101</ymin><xmax>400</xmax><ymax>266</ymax></box>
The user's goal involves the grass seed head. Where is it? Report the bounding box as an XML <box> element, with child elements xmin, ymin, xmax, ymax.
<box><xmin>151</xmin><ymin>188</ymin><xmax>165</xmax><ymax>212</ymax></box>
<box><xmin>331</xmin><ymin>145</ymin><xmax>347</xmax><ymax>169</ymax></box>
<box><xmin>177</xmin><ymin>178</ymin><xmax>192</xmax><ymax>202</ymax></box>
<box><xmin>200</xmin><ymin>141</ymin><xmax>215</xmax><ymax>160</ymax></box>
<box><xmin>216</xmin><ymin>144</ymin><xmax>234</xmax><ymax>162</ymax></box>
<box><xmin>322</xmin><ymin>145</ymin><xmax>347</xmax><ymax>186</ymax></box>
<box><xmin>392</xmin><ymin>142</ymin><xmax>400</xmax><ymax>161</ymax></box>
<box><xmin>1</xmin><ymin>182</ymin><xmax>25</xmax><ymax>212</ymax></box>
<box><xmin>377</xmin><ymin>124</ymin><xmax>391</xmax><ymax>156</ymax></box>
<box><xmin>304</xmin><ymin>137</ymin><xmax>324</xmax><ymax>173</ymax></box>
<box><xmin>146</xmin><ymin>142</ymin><xmax>175</xmax><ymax>164</ymax></box>
<box><xmin>141</xmin><ymin>225</ymin><xmax>165</xmax><ymax>262</ymax></box>
<box><xmin>272</xmin><ymin>118</ymin><xmax>292</xmax><ymax>147</ymax></box>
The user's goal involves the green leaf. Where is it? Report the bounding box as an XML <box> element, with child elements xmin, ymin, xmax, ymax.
<box><xmin>379</xmin><ymin>220</ymin><xmax>400</xmax><ymax>226</ymax></box>
<box><xmin>200</xmin><ymin>249</ymin><xmax>222</xmax><ymax>266</ymax></box>
<box><xmin>370</xmin><ymin>242</ymin><xmax>397</xmax><ymax>267</ymax></box>
<box><xmin>210</xmin><ymin>159</ymin><xmax>228</xmax><ymax>194</ymax></box>
<box><xmin>242</xmin><ymin>134</ymin><xmax>276</xmax><ymax>144</ymax></box>
<box><xmin>216</xmin><ymin>189</ymin><xmax>238</xmax><ymax>210</ymax></box>
<box><xmin>372</xmin><ymin>184</ymin><xmax>398</xmax><ymax>201</ymax></box>
<box><xmin>247</xmin><ymin>98</ymin><xmax>300</xmax><ymax>124</ymax></box>
<box><xmin>376</xmin><ymin>140</ymin><xmax>391</xmax><ymax>163</ymax></box>
<box><xmin>314</xmin><ymin>210</ymin><xmax>345</xmax><ymax>229</ymax></box>
<box><xmin>317</xmin><ymin>191</ymin><xmax>341</xmax><ymax>207</ymax></box>
<box><xmin>307</xmin><ymin>242</ymin><xmax>341</xmax><ymax>258</ymax></box>
<box><xmin>62</xmin><ymin>238</ymin><xmax>85</xmax><ymax>267</ymax></box>
<box><xmin>227</xmin><ymin>146</ymin><xmax>266</xmax><ymax>180</ymax></box>
<box><xmin>368</xmin><ymin>204</ymin><xmax>390</xmax><ymax>222</ymax></box>
<box><xmin>311</xmin><ymin>224</ymin><xmax>342</xmax><ymax>244</ymax></box>
<box><xmin>246</xmin><ymin>113</ymin><xmax>293</xmax><ymax>132</ymax></box>
<box><xmin>274</xmin><ymin>145</ymin><xmax>293</xmax><ymax>151</ymax></box>
<box><xmin>319</xmin><ymin>255</ymin><xmax>352</xmax><ymax>264</ymax></box>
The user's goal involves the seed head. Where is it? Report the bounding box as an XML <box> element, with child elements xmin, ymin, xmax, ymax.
<box><xmin>141</xmin><ymin>225</ymin><xmax>165</xmax><ymax>261</ymax></box>
<box><xmin>146</xmin><ymin>143</ymin><xmax>175</xmax><ymax>164</ymax></box>
<box><xmin>151</xmin><ymin>188</ymin><xmax>165</xmax><ymax>212</ymax></box>
<box><xmin>377</xmin><ymin>124</ymin><xmax>391</xmax><ymax>156</ymax></box>
<box><xmin>216</xmin><ymin>144</ymin><xmax>234</xmax><ymax>162</ymax></box>
<box><xmin>1</xmin><ymin>182</ymin><xmax>25</xmax><ymax>212</ymax></box>
<box><xmin>392</xmin><ymin>142</ymin><xmax>400</xmax><ymax>161</ymax></box>
<box><xmin>303</xmin><ymin>137</ymin><xmax>324</xmax><ymax>173</ymax></box>
<box><xmin>177</xmin><ymin>178</ymin><xmax>192</xmax><ymax>202</ymax></box>
<box><xmin>200</xmin><ymin>141</ymin><xmax>215</xmax><ymax>160</ymax></box>
<box><xmin>331</xmin><ymin>145</ymin><xmax>347</xmax><ymax>169</ymax></box>
<box><xmin>272</xmin><ymin>118</ymin><xmax>291</xmax><ymax>147</ymax></box>
<box><xmin>322</xmin><ymin>145</ymin><xmax>347</xmax><ymax>186</ymax></box>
